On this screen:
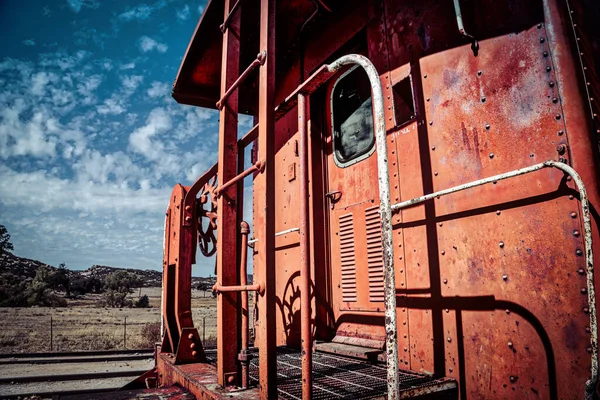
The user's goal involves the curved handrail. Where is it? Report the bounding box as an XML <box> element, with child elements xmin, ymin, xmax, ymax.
<box><xmin>327</xmin><ymin>54</ymin><xmax>399</xmax><ymax>399</ymax></box>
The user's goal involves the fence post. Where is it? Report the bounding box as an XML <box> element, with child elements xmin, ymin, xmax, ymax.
<box><xmin>50</xmin><ymin>316</ymin><xmax>53</xmax><ymax>352</ymax></box>
<box><xmin>203</xmin><ymin>316</ymin><xmax>206</xmax><ymax>343</ymax></box>
<box><xmin>124</xmin><ymin>317</ymin><xmax>127</xmax><ymax>349</ymax></box>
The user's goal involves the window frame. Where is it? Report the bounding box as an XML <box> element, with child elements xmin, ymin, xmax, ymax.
<box><xmin>329</xmin><ymin>65</ymin><xmax>377</xmax><ymax>169</ymax></box>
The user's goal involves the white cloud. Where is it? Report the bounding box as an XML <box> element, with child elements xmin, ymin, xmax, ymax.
<box><xmin>138</xmin><ymin>36</ymin><xmax>168</xmax><ymax>53</ymax></box>
<box><xmin>177</xmin><ymin>4</ymin><xmax>190</xmax><ymax>20</ymax></box>
<box><xmin>147</xmin><ymin>81</ymin><xmax>170</xmax><ymax>98</ymax></box>
<box><xmin>129</xmin><ymin>107</ymin><xmax>172</xmax><ymax>161</ymax></box>
<box><xmin>198</xmin><ymin>5</ymin><xmax>204</xmax><ymax>14</ymax></box>
<box><xmin>66</xmin><ymin>0</ymin><xmax>100</xmax><ymax>13</ymax></box>
<box><xmin>22</xmin><ymin>39</ymin><xmax>35</xmax><ymax>46</ymax></box>
<box><xmin>119</xmin><ymin>62</ymin><xmax>135</xmax><ymax>70</ymax></box>
<box><xmin>118</xmin><ymin>1</ymin><xmax>166</xmax><ymax>21</ymax></box>
<box><xmin>31</xmin><ymin>71</ymin><xmax>56</xmax><ymax>96</ymax></box>
<box><xmin>77</xmin><ymin>75</ymin><xmax>102</xmax><ymax>97</ymax></box>
<box><xmin>121</xmin><ymin>75</ymin><xmax>144</xmax><ymax>93</ymax></box>
<box><xmin>97</xmin><ymin>98</ymin><xmax>125</xmax><ymax>115</ymax></box>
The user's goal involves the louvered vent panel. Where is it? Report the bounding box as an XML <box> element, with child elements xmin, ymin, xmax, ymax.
<box><xmin>339</xmin><ymin>213</ymin><xmax>356</xmax><ymax>303</ymax></box>
<box><xmin>365</xmin><ymin>206</ymin><xmax>384</xmax><ymax>302</ymax></box>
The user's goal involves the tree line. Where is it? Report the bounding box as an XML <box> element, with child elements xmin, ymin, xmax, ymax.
<box><xmin>0</xmin><ymin>224</ymin><xmax>150</xmax><ymax>308</ymax></box>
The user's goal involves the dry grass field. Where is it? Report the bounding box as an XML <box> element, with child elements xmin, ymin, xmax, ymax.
<box><xmin>0</xmin><ymin>287</ymin><xmax>230</xmax><ymax>354</ymax></box>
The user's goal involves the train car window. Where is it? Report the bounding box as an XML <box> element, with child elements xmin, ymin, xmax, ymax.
<box><xmin>331</xmin><ymin>66</ymin><xmax>375</xmax><ymax>168</ymax></box>
<box><xmin>392</xmin><ymin>76</ymin><xmax>415</xmax><ymax>127</ymax></box>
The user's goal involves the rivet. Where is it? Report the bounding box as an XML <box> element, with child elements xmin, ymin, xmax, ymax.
<box><xmin>477</xmin><ymin>70</ymin><xmax>482</xmax><ymax>76</ymax></box>
<box><xmin>555</xmin><ymin>113</ymin><xmax>561</xmax><ymax>120</ymax></box>
<box><xmin>429</xmin><ymin>121</ymin><xmax>433</xmax><ymax>126</ymax></box>
<box><xmin>569</xmin><ymin>194</ymin><xmax>574</xmax><ymax>200</ymax></box>
<box><xmin>508</xmin><ymin>341</ymin><xmax>513</xmax><ymax>348</ymax></box>
<box><xmin>546</xmin><ymin>66</ymin><xmax>551</xmax><ymax>72</ymax></box>
<box><xmin>432</xmin><ymin>145</ymin><xmax>436</xmax><ymax>150</ymax></box>
<box><xmin>441</xmin><ymin>250</ymin><xmax>445</xmax><ymax>255</ymax></box>
<box><xmin>586</xmin><ymin>327</ymin><xmax>592</xmax><ymax>334</ymax></box>
<box><xmin>574</xmin><ymin>230</ymin><xmax>581</xmax><ymax>237</ymax></box>
<box><xmin>481</xmin><ymin>97</ymin><xmax>486</xmax><ymax>103</ymax></box>
<box><xmin>445</xmin><ymin>309</ymin><xmax>449</xmax><ymax>313</ymax></box>
<box><xmin>556</xmin><ymin>144</ymin><xmax>566</xmax><ymax>154</ymax></box>
<box><xmin>190</xmin><ymin>343</ymin><xmax>196</xmax><ymax>349</ymax></box>
<box><xmin>581</xmin><ymin>288</ymin><xmax>587</xmax><ymax>294</ymax></box>
<box><xmin>188</xmin><ymin>333</ymin><xmax>194</xmax><ymax>340</ymax></box>
<box><xmin>447</xmin><ymin>337</ymin><xmax>452</xmax><ymax>343</ymax></box>
<box><xmin>192</xmin><ymin>350</ymin><xmax>198</xmax><ymax>357</ymax></box>
<box><xmin>185</xmin><ymin>205</ymin><xmax>191</xmax><ymax>211</ymax></box>
<box><xmin>426</xmin><ymin>97</ymin><xmax>430</xmax><ymax>102</ymax></box>
<box><xmin>400</xmin><ymin>269</ymin><xmax>403</xmax><ymax>273</ymax></box>
<box><xmin>434</xmin><ymin>171</ymin><xmax>438</xmax><ymax>176</ymax></box>
<box><xmin>424</xmin><ymin>74</ymin><xmax>428</xmax><ymax>78</ymax></box>
<box><xmin>576</xmin><ymin>249</ymin><xmax>583</xmax><ymax>256</ymax></box>
<box><xmin>543</xmin><ymin>51</ymin><xmax>548</xmax><ymax>57</ymax></box>
<box><xmin>489</xmin><ymin>153</ymin><xmax>494</xmax><ymax>159</ymax></box>
<box><xmin>506</xmin><ymin>309</ymin><xmax>510</xmax><ymax>314</ymax></box>
<box><xmin>588</xmin><ymin>347</ymin><xmax>593</xmax><ymax>353</ymax></box>
<box><xmin>485</xmin><ymin>123</ymin><xmax>490</xmax><ymax>130</ymax></box>
<box><xmin>567</xmin><ymin>175</ymin><xmax>572</xmax><ymax>181</ymax></box>
<box><xmin>499</xmin><ymin>241</ymin><xmax>504</xmax><ymax>248</ymax></box>
<box><xmin>558</xmin><ymin>130</ymin><xmax>564</xmax><ymax>135</ymax></box>
<box><xmin>443</xmin><ymin>278</ymin><xmax>448</xmax><ymax>284</ymax></box>
<box><xmin>537</xmin><ymin>23</ymin><xmax>542</xmax><ymax>29</ymax></box>
<box><xmin>549</xmin><ymin>81</ymin><xmax>555</xmax><ymax>87</ymax></box>
<box><xmin>449</xmin><ymin>368</ymin><xmax>453</xmax><ymax>372</ymax></box>
<box><xmin>510</xmin><ymin>376</ymin><xmax>518</xmax><ymax>383</ymax></box>
<box><xmin>502</xmin><ymin>274</ymin><xmax>508</xmax><ymax>281</ymax></box>
<box><xmin>540</xmin><ymin>37</ymin><xmax>545</xmax><ymax>43</ymax></box>
<box><xmin>579</xmin><ymin>268</ymin><xmax>585</xmax><ymax>275</ymax></box>
<box><xmin>496</xmin><ymin>210</ymin><xmax>501</xmax><ymax>215</ymax></box>
<box><xmin>439</xmin><ymin>223</ymin><xmax>443</xmax><ymax>227</ymax></box>
<box><xmin>404</xmin><ymin>347</ymin><xmax>408</xmax><ymax>352</ymax></box>
<box><xmin>583</xmin><ymin>307</ymin><xmax>590</xmax><ymax>314</ymax></box>
<box><xmin>552</xmin><ymin>97</ymin><xmax>558</xmax><ymax>103</ymax></box>
<box><xmin>571</xmin><ymin>212</ymin><xmax>577</xmax><ymax>219</ymax></box>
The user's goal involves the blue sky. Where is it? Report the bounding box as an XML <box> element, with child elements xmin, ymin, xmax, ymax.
<box><xmin>0</xmin><ymin>0</ymin><xmax>250</xmax><ymax>276</ymax></box>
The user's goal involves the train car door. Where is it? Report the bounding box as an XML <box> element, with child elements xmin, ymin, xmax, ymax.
<box><xmin>325</xmin><ymin>66</ymin><xmax>396</xmax><ymax>341</ymax></box>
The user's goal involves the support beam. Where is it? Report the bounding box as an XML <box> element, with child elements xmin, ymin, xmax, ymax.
<box><xmin>216</xmin><ymin>0</ymin><xmax>241</xmax><ymax>387</ymax></box>
<box><xmin>256</xmin><ymin>0</ymin><xmax>277</xmax><ymax>398</ymax></box>
<box><xmin>298</xmin><ymin>93</ymin><xmax>312</xmax><ymax>399</ymax></box>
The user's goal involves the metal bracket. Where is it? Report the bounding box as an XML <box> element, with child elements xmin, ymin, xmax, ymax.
<box><xmin>175</xmin><ymin>327</ymin><xmax>207</xmax><ymax>364</ymax></box>
<box><xmin>453</xmin><ymin>0</ymin><xmax>479</xmax><ymax>55</ymax></box>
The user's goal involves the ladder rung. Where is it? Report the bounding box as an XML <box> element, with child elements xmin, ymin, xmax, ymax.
<box><xmin>216</xmin><ymin>51</ymin><xmax>266</xmax><ymax>110</ymax></box>
<box><xmin>220</xmin><ymin>0</ymin><xmax>244</xmax><ymax>33</ymax></box>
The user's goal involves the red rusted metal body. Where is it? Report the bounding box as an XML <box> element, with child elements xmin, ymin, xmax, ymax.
<box><xmin>152</xmin><ymin>0</ymin><xmax>600</xmax><ymax>399</ymax></box>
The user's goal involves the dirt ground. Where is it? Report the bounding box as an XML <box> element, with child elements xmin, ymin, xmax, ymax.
<box><xmin>0</xmin><ymin>287</ymin><xmax>222</xmax><ymax>354</ymax></box>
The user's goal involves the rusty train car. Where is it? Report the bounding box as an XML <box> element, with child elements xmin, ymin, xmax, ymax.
<box><xmin>146</xmin><ymin>0</ymin><xmax>600</xmax><ymax>398</ymax></box>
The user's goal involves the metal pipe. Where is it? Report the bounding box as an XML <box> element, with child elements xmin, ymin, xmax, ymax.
<box><xmin>239</xmin><ymin>221</ymin><xmax>250</xmax><ymax>389</ymax></box>
<box><xmin>219</xmin><ymin>0</ymin><xmax>244</xmax><ymax>33</ymax></box>
<box><xmin>327</xmin><ymin>54</ymin><xmax>398</xmax><ymax>400</ymax></box>
<box><xmin>390</xmin><ymin>160</ymin><xmax>597</xmax><ymax>398</ymax></box>
<box><xmin>298</xmin><ymin>92</ymin><xmax>312</xmax><ymax>399</ymax></box>
<box><xmin>216</xmin><ymin>52</ymin><xmax>267</xmax><ymax>110</ymax></box>
<box><xmin>216</xmin><ymin>159</ymin><xmax>264</xmax><ymax>196</ymax></box>
<box><xmin>213</xmin><ymin>282</ymin><xmax>264</xmax><ymax>295</ymax></box>
<box><xmin>247</xmin><ymin>227</ymin><xmax>300</xmax><ymax>244</ymax></box>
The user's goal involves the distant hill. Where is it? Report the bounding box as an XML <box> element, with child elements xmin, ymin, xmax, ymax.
<box><xmin>0</xmin><ymin>252</ymin><xmax>56</xmax><ymax>279</ymax></box>
<box><xmin>0</xmin><ymin>252</ymin><xmax>225</xmax><ymax>288</ymax></box>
